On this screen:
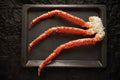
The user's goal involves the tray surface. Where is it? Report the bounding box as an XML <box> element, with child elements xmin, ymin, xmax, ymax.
<box><xmin>22</xmin><ymin>5</ymin><xmax>107</xmax><ymax>67</ymax></box>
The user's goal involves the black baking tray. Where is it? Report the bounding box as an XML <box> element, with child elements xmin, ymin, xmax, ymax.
<box><xmin>22</xmin><ymin>5</ymin><xmax>107</xmax><ymax>67</ymax></box>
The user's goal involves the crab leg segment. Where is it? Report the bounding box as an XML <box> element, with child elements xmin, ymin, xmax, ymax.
<box><xmin>38</xmin><ymin>36</ymin><xmax>101</xmax><ymax>76</ymax></box>
<box><xmin>30</xmin><ymin>10</ymin><xmax>90</xmax><ymax>28</ymax></box>
<box><xmin>28</xmin><ymin>26</ymin><xmax>93</xmax><ymax>52</ymax></box>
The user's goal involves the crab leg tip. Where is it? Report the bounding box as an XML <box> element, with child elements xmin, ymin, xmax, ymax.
<box><xmin>38</xmin><ymin>68</ymin><xmax>41</xmax><ymax>76</ymax></box>
<box><xmin>29</xmin><ymin>24</ymin><xmax>32</xmax><ymax>29</ymax></box>
<box><xmin>28</xmin><ymin>46</ymin><xmax>32</xmax><ymax>54</ymax></box>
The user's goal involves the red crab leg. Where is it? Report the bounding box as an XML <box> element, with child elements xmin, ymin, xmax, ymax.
<box><xmin>38</xmin><ymin>36</ymin><xmax>101</xmax><ymax>76</ymax></box>
<box><xmin>30</xmin><ymin>10</ymin><xmax>90</xmax><ymax>28</ymax></box>
<box><xmin>28</xmin><ymin>26</ymin><xmax>92</xmax><ymax>53</ymax></box>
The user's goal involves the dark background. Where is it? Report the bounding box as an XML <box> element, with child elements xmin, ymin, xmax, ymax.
<box><xmin>0</xmin><ymin>0</ymin><xmax>120</xmax><ymax>80</ymax></box>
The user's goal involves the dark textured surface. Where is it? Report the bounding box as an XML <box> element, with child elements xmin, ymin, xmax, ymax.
<box><xmin>0</xmin><ymin>0</ymin><xmax>120</xmax><ymax>80</ymax></box>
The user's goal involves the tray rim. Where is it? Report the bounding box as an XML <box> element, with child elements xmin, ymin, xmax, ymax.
<box><xmin>21</xmin><ymin>4</ymin><xmax>107</xmax><ymax>68</ymax></box>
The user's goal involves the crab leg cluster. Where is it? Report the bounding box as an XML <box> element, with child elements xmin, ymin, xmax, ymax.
<box><xmin>28</xmin><ymin>10</ymin><xmax>105</xmax><ymax>76</ymax></box>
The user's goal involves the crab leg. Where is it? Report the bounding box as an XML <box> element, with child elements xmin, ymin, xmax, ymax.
<box><xmin>28</xmin><ymin>26</ymin><xmax>93</xmax><ymax>53</ymax></box>
<box><xmin>30</xmin><ymin>10</ymin><xmax>90</xmax><ymax>28</ymax></box>
<box><xmin>38</xmin><ymin>36</ymin><xmax>101</xmax><ymax>76</ymax></box>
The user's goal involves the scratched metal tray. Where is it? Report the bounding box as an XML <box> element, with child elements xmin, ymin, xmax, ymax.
<box><xmin>22</xmin><ymin>5</ymin><xmax>107</xmax><ymax>67</ymax></box>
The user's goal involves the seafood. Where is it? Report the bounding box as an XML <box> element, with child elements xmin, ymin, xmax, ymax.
<box><xmin>28</xmin><ymin>26</ymin><xmax>93</xmax><ymax>52</ymax></box>
<box><xmin>29</xmin><ymin>10</ymin><xmax>90</xmax><ymax>28</ymax></box>
<box><xmin>29</xmin><ymin>10</ymin><xmax>105</xmax><ymax>76</ymax></box>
